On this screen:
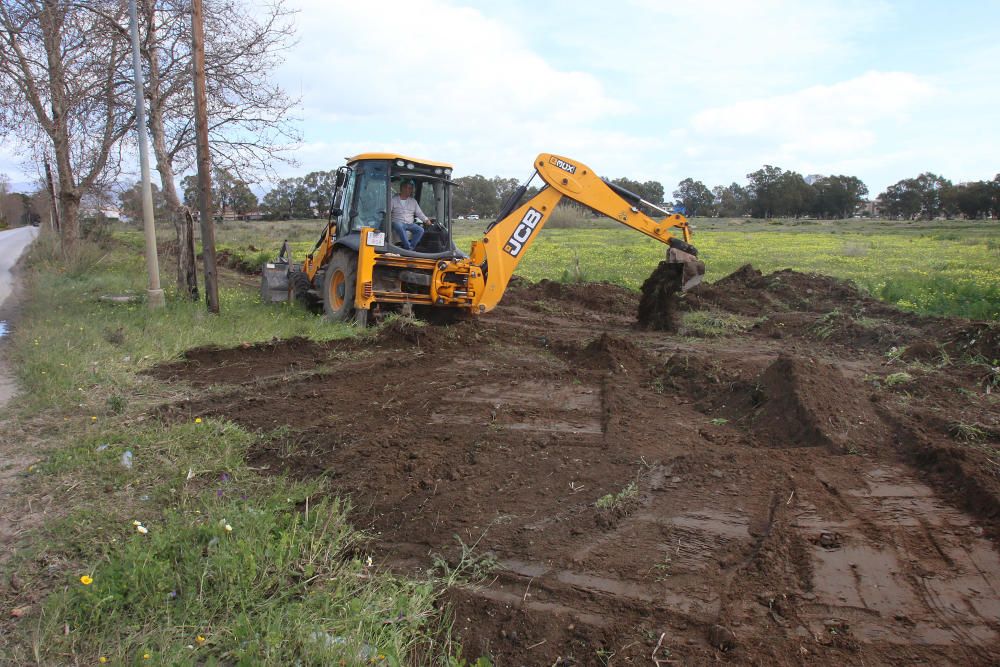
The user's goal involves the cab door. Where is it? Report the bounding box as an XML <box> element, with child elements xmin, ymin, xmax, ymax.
<box><xmin>342</xmin><ymin>161</ymin><xmax>389</xmax><ymax>236</ymax></box>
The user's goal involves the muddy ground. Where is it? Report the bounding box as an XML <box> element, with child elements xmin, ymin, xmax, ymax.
<box><xmin>151</xmin><ymin>267</ymin><xmax>1000</xmax><ymax>666</ymax></box>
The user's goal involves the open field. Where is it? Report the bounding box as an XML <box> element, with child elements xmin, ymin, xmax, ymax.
<box><xmin>3</xmin><ymin>218</ymin><xmax>998</xmax><ymax>665</ymax></box>
<box><xmin>208</xmin><ymin>216</ymin><xmax>1000</xmax><ymax>320</ymax></box>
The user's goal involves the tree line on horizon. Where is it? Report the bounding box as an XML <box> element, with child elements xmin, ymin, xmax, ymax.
<box><xmin>218</xmin><ymin>166</ymin><xmax>1000</xmax><ymax>222</ymax></box>
<box><xmin>4</xmin><ymin>164</ymin><xmax>998</xmax><ymax>232</ymax></box>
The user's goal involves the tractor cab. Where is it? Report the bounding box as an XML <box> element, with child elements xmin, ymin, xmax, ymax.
<box><xmin>331</xmin><ymin>153</ymin><xmax>463</xmax><ymax>259</ymax></box>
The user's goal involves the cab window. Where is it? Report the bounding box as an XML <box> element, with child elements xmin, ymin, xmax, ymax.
<box><xmin>348</xmin><ymin>162</ymin><xmax>389</xmax><ymax>232</ymax></box>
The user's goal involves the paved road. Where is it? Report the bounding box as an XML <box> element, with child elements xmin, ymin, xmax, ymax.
<box><xmin>0</xmin><ymin>225</ymin><xmax>39</xmax><ymax>406</ymax></box>
<box><xmin>0</xmin><ymin>226</ymin><xmax>39</xmax><ymax>310</ymax></box>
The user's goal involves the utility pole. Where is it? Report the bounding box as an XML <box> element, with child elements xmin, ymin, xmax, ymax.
<box><xmin>128</xmin><ymin>0</ymin><xmax>165</xmax><ymax>309</ymax></box>
<box><xmin>191</xmin><ymin>0</ymin><xmax>219</xmax><ymax>313</ymax></box>
<box><xmin>43</xmin><ymin>159</ymin><xmax>60</xmax><ymax>234</ymax></box>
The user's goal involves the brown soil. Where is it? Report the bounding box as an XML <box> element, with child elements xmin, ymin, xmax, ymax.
<box><xmin>637</xmin><ymin>261</ymin><xmax>683</xmax><ymax>331</ymax></box>
<box><xmin>152</xmin><ymin>266</ymin><xmax>1000</xmax><ymax>666</ymax></box>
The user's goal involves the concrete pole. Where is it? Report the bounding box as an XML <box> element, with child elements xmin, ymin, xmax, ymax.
<box><xmin>191</xmin><ymin>0</ymin><xmax>219</xmax><ymax>313</ymax></box>
<box><xmin>128</xmin><ymin>0</ymin><xmax>165</xmax><ymax>309</ymax></box>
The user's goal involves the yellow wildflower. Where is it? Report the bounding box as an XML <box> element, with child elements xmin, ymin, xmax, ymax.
<box><xmin>195</xmin><ymin>635</ymin><xmax>206</xmax><ymax>645</ymax></box>
<box><xmin>143</xmin><ymin>653</ymin><xmax>151</xmax><ymax>660</ymax></box>
<box><xmin>99</xmin><ymin>658</ymin><xmax>108</xmax><ymax>664</ymax></box>
<box><xmin>194</xmin><ymin>417</ymin><xmax>202</xmax><ymax>424</ymax></box>
<box><xmin>80</xmin><ymin>575</ymin><xmax>93</xmax><ymax>585</ymax></box>
<box><xmin>91</xmin><ymin>416</ymin><xmax>97</xmax><ymax>422</ymax></box>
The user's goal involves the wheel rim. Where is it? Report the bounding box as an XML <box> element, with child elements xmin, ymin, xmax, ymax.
<box><xmin>330</xmin><ymin>270</ymin><xmax>346</xmax><ymax>310</ymax></box>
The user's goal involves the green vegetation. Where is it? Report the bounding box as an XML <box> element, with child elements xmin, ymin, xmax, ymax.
<box><xmin>12</xmin><ymin>233</ymin><xmax>353</xmax><ymax>414</ymax></box>
<box><xmin>595</xmin><ymin>481</ymin><xmax>639</xmax><ymax>511</ymax></box>
<box><xmin>210</xmin><ymin>216</ymin><xmax>1000</xmax><ymax>320</ymax></box>
<box><xmin>1</xmin><ymin>232</ymin><xmax>477</xmax><ymax>665</ymax></box>
<box><xmin>681</xmin><ymin>311</ymin><xmax>759</xmax><ymax>338</ymax></box>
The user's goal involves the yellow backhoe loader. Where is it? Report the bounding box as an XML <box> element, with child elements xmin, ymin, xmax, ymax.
<box><xmin>261</xmin><ymin>152</ymin><xmax>705</xmax><ymax>325</ymax></box>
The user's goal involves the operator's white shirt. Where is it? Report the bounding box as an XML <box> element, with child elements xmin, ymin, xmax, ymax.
<box><xmin>390</xmin><ymin>195</ymin><xmax>428</xmax><ymax>226</ymax></box>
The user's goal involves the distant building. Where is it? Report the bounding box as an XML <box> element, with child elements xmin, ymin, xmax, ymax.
<box><xmin>856</xmin><ymin>200</ymin><xmax>880</xmax><ymax>217</ymax></box>
<box><xmin>81</xmin><ymin>206</ymin><xmax>122</xmax><ymax>220</ymax></box>
<box><xmin>804</xmin><ymin>174</ymin><xmax>824</xmax><ymax>186</ymax></box>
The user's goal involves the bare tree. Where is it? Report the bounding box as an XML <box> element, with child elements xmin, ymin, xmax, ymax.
<box><xmin>0</xmin><ymin>1</ymin><xmax>133</xmax><ymax>256</ymax></box>
<box><xmin>136</xmin><ymin>0</ymin><xmax>297</xmax><ymax>298</ymax></box>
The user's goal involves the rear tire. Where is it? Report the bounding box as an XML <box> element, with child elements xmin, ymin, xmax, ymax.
<box><xmin>322</xmin><ymin>250</ymin><xmax>358</xmax><ymax>322</ymax></box>
<box><xmin>289</xmin><ymin>270</ymin><xmax>321</xmax><ymax>312</ymax></box>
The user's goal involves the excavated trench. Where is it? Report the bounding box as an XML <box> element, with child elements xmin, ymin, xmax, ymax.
<box><xmin>149</xmin><ymin>268</ymin><xmax>1000</xmax><ymax>666</ymax></box>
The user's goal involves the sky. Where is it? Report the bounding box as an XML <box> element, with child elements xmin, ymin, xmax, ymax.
<box><xmin>2</xmin><ymin>0</ymin><xmax>998</xmax><ymax>197</ymax></box>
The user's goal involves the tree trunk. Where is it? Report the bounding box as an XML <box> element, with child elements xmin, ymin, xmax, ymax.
<box><xmin>40</xmin><ymin>1</ymin><xmax>78</xmax><ymax>256</ymax></box>
<box><xmin>150</xmin><ymin>128</ymin><xmax>198</xmax><ymax>298</ymax></box>
<box><xmin>143</xmin><ymin>0</ymin><xmax>197</xmax><ymax>298</ymax></box>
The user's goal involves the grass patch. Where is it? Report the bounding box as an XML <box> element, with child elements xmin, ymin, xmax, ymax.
<box><xmin>9</xmin><ymin>232</ymin><xmax>354</xmax><ymax>415</ymax></box>
<box><xmin>44</xmin><ymin>484</ymin><xmax>436</xmax><ymax>665</ymax></box>
<box><xmin>595</xmin><ymin>481</ymin><xmax>639</xmax><ymax>511</ymax></box>
<box><xmin>680</xmin><ymin>310</ymin><xmax>758</xmax><ymax>337</ymax></box>
<box><xmin>885</xmin><ymin>372</ymin><xmax>914</xmax><ymax>387</ymax></box>
<box><xmin>1</xmin><ymin>232</ymin><xmax>470</xmax><ymax>665</ymax></box>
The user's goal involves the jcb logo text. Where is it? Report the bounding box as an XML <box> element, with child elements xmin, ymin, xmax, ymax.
<box><xmin>504</xmin><ymin>208</ymin><xmax>543</xmax><ymax>257</ymax></box>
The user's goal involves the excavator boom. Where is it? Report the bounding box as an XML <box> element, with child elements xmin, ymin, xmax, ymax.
<box><xmin>466</xmin><ymin>153</ymin><xmax>704</xmax><ymax>313</ymax></box>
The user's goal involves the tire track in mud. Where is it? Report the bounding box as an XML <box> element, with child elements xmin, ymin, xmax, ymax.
<box><xmin>150</xmin><ymin>270</ymin><xmax>1000</xmax><ymax>666</ymax></box>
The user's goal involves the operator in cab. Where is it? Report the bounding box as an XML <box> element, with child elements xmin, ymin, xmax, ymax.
<box><xmin>391</xmin><ymin>179</ymin><xmax>431</xmax><ymax>251</ymax></box>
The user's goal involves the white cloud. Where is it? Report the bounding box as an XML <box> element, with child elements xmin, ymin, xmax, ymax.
<box><xmin>284</xmin><ymin>0</ymin><xmax>625</xmax><ymax>132</ymax></box>
<box><xmin>682</xmin><ymin>71</ymin><xmax>935</xmax><ymax>183</ymax></box>
<box><xmin>692</xmin><ymin>72</ymin><xmax>933</xmax><ymax>138</ymax></box>
<box><xmin>268</xmin><ymin>1</ymin><xmax>995</xmax><ymax>194</ymax></box>
<box><xmin>544</xmin><ymin>0</ymin><xmax>892</xmax><ymax>103</ymax></box>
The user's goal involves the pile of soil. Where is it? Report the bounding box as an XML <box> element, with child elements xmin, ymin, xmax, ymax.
<box><xmin>149</xmin><ymin>267</ymin><xmax>1000</xmax><ymax>666</ymax></box>
<box><xmin>748</xmin><ymin>355</ymin><xmax>888</xmax><ymax>453</ymax></box>
<box><xmin>506</xmin><ymin>278</ymin><xmax>639</xmax><ymax>317</ymax></box>
<box><xmin>637</xmin><ymin>261</ymin><xmax>683</xmax><ymax>331</ymax></box>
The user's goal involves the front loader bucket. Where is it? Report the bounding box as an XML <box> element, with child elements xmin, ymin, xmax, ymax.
<box><xmin>260</xmin><ymin>262</ymin><xmax>290</xmax><ymax>303</ymax></box>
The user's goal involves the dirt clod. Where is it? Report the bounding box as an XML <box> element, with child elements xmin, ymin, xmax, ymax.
<box><xmin>708</xmin><ymin>624</ymin><xmax>737</xmax><ymax>651</ymax></box>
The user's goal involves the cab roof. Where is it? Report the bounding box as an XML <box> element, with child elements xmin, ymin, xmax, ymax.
<box><xmin>347</xmin><ymin>152</ymin><xmax>453</xmax><ymax>169</ymax></box>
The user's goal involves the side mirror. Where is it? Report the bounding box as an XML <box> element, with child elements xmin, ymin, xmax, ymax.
<box><xmin>336</xmin><ymin>170</ymin><xmax>346</xmax><ymax>187</ymax></box>
<box><xmin>330</xmin><ymin>207</ymin><xmax>343</xmax><ymax>217</ymax></box>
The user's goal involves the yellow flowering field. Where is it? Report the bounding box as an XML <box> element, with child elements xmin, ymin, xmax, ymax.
<box><xmin>217</xmin><ymin>218</ymin><xmax>1000</xmax><ymax>320</ymax></box>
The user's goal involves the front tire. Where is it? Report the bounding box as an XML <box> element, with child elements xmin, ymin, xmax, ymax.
<box><xmin>289</xmin><ymin>270</ymin><xmax>321</xmax><ymax>312</ymax></box>
<box><xmin>322</xmin><ymin>250</ymin><xmax>358</xmax><ymax>322</ymax></box>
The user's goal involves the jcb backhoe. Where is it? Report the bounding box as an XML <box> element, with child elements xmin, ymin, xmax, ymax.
<box><xmin>261</xmin><ymin>152</ymin><xmax>705</xmax><ymax>325</ymax></box>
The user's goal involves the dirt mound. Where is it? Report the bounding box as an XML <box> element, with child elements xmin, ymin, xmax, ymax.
<box><xmin>505</xmin><ymin>278</ymin><xmax>639</xmax><ymax>317</ymax></box>
<box><xmin>637</xmin><ymin>261</ymin><xmax>683</xmax><ymax>331</ymax></box>
<box><xmin>900</xmin><ymin>340</ymin><xmax>943</xmax><ymax>362</ymax></box>
<box><xmin>750</xmin><ymin>355</ymin><xmax>887</xmax><ymax>453</ymax></box>
<box><xmin>146</xmin><ymin>337</ymin><xmax>338</xmax><ymax>386</ymax></box>
<box><xmin>145</xmin><ymin>268</ymin><xmax>1000</xmax><ymax>665</ymax></box>
<box><xmin>373</xmin><ymin>317</ymin><xmax>455</xmax><ymax>350</ymax></box>
<box><xmin>753</xmin><ymin>310</ymin><xmax>921</xmax><ymax>350</ymax></box>
<box><xmin>945</xmin><ymin>322</ymin><xmax>1000</xmax><ymax>360</ymax></box>
<box><xmin>688</xmin><ymin>265</ymin><xmax>880</xmax><ymax>317</ymax></box>
<box><xmin>559</xmin><ymin>332</ymin><xmax>651</xmax><ymax>375</ymax></box>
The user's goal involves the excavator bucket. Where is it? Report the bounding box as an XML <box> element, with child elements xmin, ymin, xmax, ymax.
<box><xmin>668</xmin><ymin>247</ymin><xmax>706</xmax><ymax>291</ymax></box>
<box><xmin>260</xmin><ymin>241</ymin><xmax>291</xmax><ymax>303</ymax></box>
